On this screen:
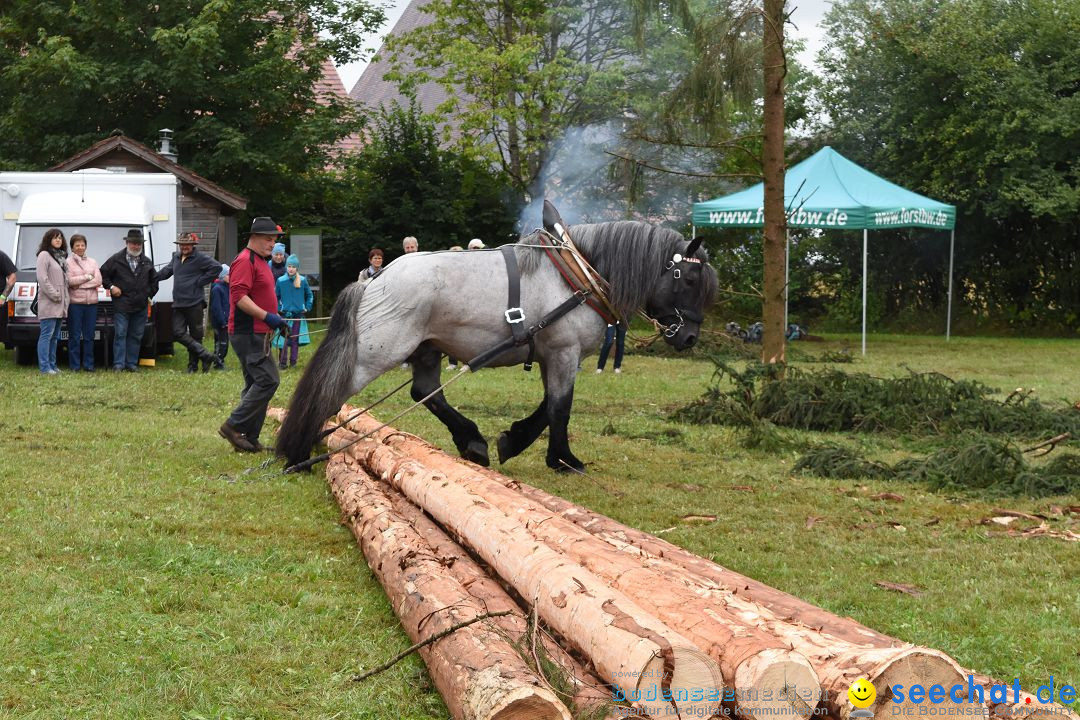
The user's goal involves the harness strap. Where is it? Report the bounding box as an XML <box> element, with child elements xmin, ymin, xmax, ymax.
<box><xmin>467</xmin><ymin>290</ymin><xmax>590</xmax><ymax>372</ymax></box>
<box><xmin>500</xmin><ymin>246</ymin><xmax>536</xmax><ymax>370</ymax></box>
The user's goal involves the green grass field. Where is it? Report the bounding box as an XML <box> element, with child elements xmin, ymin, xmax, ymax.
<box><xmin>1</xmin><ymin>331</ymin><xmax>1077</xmax><ymax>718</ymax></box>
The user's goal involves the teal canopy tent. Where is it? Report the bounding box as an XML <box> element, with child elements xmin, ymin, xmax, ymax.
<box><xmin>692</xmin><ymin>146</ymin><xmax>957</xmax><ymax>353</ymax></box>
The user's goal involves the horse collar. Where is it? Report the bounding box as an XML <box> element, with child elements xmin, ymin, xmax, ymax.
<box><xmin>536</xmin><ymin>228</ymin><xmax>620</xmax><ymax>324</ymax></box>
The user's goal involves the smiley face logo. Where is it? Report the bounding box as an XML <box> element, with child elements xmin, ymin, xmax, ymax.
<box><xmin>848</xmin><ymin>678</ymin><xmax>877</xmax><ymax>708</ymax></box>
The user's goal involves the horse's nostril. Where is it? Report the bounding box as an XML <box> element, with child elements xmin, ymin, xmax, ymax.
<box><xmin>685</xmin><ymin>334</ymin><xmax>697</xmax><ymax>347</ymax></box>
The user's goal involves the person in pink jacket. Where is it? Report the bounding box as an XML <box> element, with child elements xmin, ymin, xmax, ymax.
<box><xmin>35</xmin><ymin>228</ymin><xmax>70</xmax><ymax>374</ymax></box>
<box><xmin>66</xmin><ymin>233</ymin><xmax>102</xmax><ymax>371</ymax></box>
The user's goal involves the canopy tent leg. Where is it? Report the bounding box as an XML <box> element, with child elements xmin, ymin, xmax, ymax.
<box><xmin>861</xmin><ymin>229</ymin><xmax>868</xmax><ymax>356</ymax></box>
<box><xmin>784</xmin><ymin>229</ymin><xmax>790</xmax><ymax>330</ymax></box>
<box><xmin>691</xmin><ymin>225</ymin><xmax>696</xmax><ymax>239</ymax></box>
<box><xmin>946</xmin><ymin>229</ymin><xmax>954</xmax><ymax>341</ymax></box>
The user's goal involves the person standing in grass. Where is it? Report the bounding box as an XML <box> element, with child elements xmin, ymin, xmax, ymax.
<box><xmin>0</xmin><ymin>248</ymin><xmax>15</xmax><ymax>306</ymax></box>
<box><xmin>209</xmin><ymin>264</ymin><xmax>230</xmax><ymax>368</ymax></box>
<box><xmin>35</xmin><ymin>228</ymin><xmax>69</xmax><ymax>374</ymax></box>
<box><xmin>65</xmin><ymin>234</ymin><xmax>102</xmax><ymax>372</ymax></box>
<box><xmin>100</xmin><ymin>229</ymin><xmax>159</xmax><ymax>373</ymax></box>
<box><xmin>219</xmin><ymin>217</ymin><xmax>289</xmax><ymax>453</ymax></box>
<box><xmin>274</xmin><ymin>254</ymin><xmax>312</xmax><ymax>369</ymax></box>
<box><xmin>595</xmin><ymin>320</ymin><xmax>627</xmax><ymax>374</ymax></box>
<box><xmin>155</xmin><ymin>232</ymin><xmax>223</xmax><ymax>373</ymax></box>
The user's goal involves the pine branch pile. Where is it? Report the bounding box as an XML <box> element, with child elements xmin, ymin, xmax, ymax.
<box><xmin>796</xmin><ymin>435</ymin><xmax>1080</xmax><ymax>498</ymax></box>
<box><xmin>674</xmin><ymin>361</ymin><xmax>1079</xmax><ymax>439</ymax></box>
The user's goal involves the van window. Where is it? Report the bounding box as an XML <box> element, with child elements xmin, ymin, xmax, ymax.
<box><xmin>15</xmin><ymin>225</ymin><xmax>153</xmax><ymax>269</ymax></box>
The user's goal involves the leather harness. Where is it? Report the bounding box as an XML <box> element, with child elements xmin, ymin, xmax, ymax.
<box><xmin>466</xmin><ymin>231</ymin><xmax>618</xmax><ymax>372</ymax></box>
<box><xmin>535</xmin><ymin>228</ymin><xmax>620</xmax><ymax>325</ymax></box>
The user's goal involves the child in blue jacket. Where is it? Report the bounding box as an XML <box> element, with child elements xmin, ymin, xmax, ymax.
<box><xmin>274</xmin><ymin>254</ymin><xmax>313</xmax><ymax>368</ymax></box>
<box><xmin>209</xmin><ymin>264</ymin><xmax>230</xmax><ymax>368</ymax></box>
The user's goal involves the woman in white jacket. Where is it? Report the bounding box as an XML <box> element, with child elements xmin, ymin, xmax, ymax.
<box><xmin>34</xmin><ymin>228</ymin><xmax>69</xmax><ymax>374</ymax></box>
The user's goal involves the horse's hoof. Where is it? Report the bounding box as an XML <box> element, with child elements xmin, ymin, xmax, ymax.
<box><xmin>547</xmin><ymin>456</ymin><xmax>586</xmax><ymax>473</ymax></box>
<box><xmin>462</xmin><ymin>439</ymin><xmax>490</xmax><ymax>467</ymax></box>
<box><xmin>496</xmin><ymin>432</ymin><xmax>515</xmax><ymax>464</ymax></box>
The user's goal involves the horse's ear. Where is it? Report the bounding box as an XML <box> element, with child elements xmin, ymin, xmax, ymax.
<box><xmin>544</xmin><ymin>200</ymin><xmax>570</xmax><ymax>241</ymax></box>
<box><xmin>684</xmin><ymin>237</ymin><xmax>702</xmax><ymax>258</ymax></box>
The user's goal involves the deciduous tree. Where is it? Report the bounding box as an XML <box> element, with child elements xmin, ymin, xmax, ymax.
<box><xmin>0</xmin><ymin>0</ymin><xmax>384</xmax><ymax>218</ymax></box>
<box><xmin>814</xmin><ymin>0</ymin><xmax>1080</xmax><ymax>333</ymax></box>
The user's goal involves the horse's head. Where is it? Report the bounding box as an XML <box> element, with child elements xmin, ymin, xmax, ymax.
<box><xmin>645</xmin><ymin>236</ymin><xmax>716</xmax><ymax>350</ymax></box>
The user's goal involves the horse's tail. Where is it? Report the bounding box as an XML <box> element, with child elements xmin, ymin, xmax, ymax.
<box><xmin>276</xmin><ymin>282</ymin><xmax>366</xmax><ymax>466</ymax></box>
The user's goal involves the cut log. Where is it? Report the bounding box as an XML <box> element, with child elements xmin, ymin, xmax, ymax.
<box><xmin>325</xmin><ymin>450</ymin><xmax>572</xmax><ymax>720</ymax></box>
<box><xmin>502</xmin><ymin>486</ymin><xmax>1078</xmax><ymax>720</ymax></box>
<box><xmin>327</xmin><ymin>429</ymin><xmax>725</xmax><ymax>719</ymax></box>
<box><xmin>332</xmin><ymin>411</ymin><xmax>820</xmax><ymax>720</ymax></box>
<box><xmin>333</xmin><ymin>410</ymin><xmax>980</xmax><ymax>720</ymax></box>
<box><xmin>268</xmin><ymin>407</ymin><xmax>1068</xmax><ymax>720</ymax></box>
<box><xmin>376</xmin><ymin>465</ymin><xmax>617</xmax><ymax>718</ymax></box>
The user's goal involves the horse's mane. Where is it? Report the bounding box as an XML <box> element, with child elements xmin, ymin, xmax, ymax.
<box><xmin>515</xmin><ymin>221</ymin><xmax>718</xmax><ymax>319</ymax></box>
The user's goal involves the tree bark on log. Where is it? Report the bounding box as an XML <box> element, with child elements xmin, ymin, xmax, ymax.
<box><xmin>492</xmin><ymin>486</ymin><xmax>1077</xmax><ymax>720</ymax></box>
<box><xmin>326</xmin><ymin>450</ymin><xmax>573</xmax><ymax>720</ymax></box>
<box><xmin>332</xmin><ymin>411</ymin><xmax>820</xmax><ymax>720</ymax></box>
<box><xmin>330</xmin><ymin>425</ymin><xmax>725</xmax><ymax>719</ymax></box>
<box><xmin>268</xmin><ymin>407</ymin><xmax>1071</xmax><ymax>720</ymax></box>
<box><xmin>272</xmin><ymin>409</ymin><xmax>615</xmax><ymax>716</ymax></box>
<box><xmin>332</xmin><ymin>410</ymin><xmax>980</xmax><ymax>720</ymax></box>
<box><xmin>366</xmin><ymin>451</ymin><xmax>617</xmax><ymax>717</ymax></box>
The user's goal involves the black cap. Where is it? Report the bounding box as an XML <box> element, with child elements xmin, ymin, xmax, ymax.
<box><xmin>123</xmin><ymin>228</ymin><xmax>145</xmax><ymax>243</ymax></box>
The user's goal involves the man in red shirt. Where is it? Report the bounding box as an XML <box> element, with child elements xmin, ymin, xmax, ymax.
<box><xmin>219</xmin><ymin>217</ymin><xmax>290</xmax><ymax>452</ymax></box>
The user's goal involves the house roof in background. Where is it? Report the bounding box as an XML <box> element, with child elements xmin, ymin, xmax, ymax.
<box><xmin>315</xmin><ymin>59</ymin><xmax>364</xmax><ymax>156</ymax></box>
<box><xmin>349</xmin><ymin>0</ymin><xmax>453</xmax><ymax>119</ymax></box>
<box><xmin>50</xmin><ymin>134</ymin><xmax>248</xmax><ymax>211</ymax></box>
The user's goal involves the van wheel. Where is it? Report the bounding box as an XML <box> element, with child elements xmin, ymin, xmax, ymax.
<box><xmin>14</xmin><ymin>345</ymin><xmax>37</xmax><ymax>366</ymax></box>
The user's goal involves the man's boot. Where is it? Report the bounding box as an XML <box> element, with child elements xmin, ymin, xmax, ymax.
<box><xmin>200</xmin><ymin>348</ymin><xmax>220</xmax><ymax>373</ymax></box>
<box><xmin>219</xmin><ymin>422</ymin><xmax>257</xmax><ymax>452</ymax></box>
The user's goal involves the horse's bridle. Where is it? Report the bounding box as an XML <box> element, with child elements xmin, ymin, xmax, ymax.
<box><xmin>647</xmin><ymin>240</ymin><xmax>705</xmax><ymax>338</ymax></box>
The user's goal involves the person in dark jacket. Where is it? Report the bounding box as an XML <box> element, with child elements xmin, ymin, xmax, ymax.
<box><xmin>100</xmin><ymin>229</ymin><xmax>159</xmax><ymax>372</ymax></box>
<box><xmin>209</xmin><ymin>264</ymin><xmax>230</xmax><ymax>368</ymax></box>
<box><xmin>156</xmin><ymin>232</ymin><xmax>223</xmax><ymax>372</ymax></box>
<box><xmin>268</xmin><ymin>242</ymin><xmax>287</xmax><ymax>280</ymax></box>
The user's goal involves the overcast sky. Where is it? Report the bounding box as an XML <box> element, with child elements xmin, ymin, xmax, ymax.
<box><xmin>336</xmin><ymin>0</ymin><xmax>835</xmax><ymax>94</ymax></box>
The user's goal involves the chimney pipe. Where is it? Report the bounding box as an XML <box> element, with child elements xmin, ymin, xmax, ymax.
<box><xmin>158</xmin><ymin>128</ymin><xmax>177</xmax><ymax>162</ymax></box>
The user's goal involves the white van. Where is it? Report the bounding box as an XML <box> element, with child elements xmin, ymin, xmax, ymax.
<box><xmin>1</xmin><ymin>171</ymin><xmax>177</xmax><ymax>365</ymax></box>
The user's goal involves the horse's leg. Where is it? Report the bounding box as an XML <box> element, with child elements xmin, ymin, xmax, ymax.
<box><xmin>543</xmin><ymin>352</ymin><xmax>585</xmax><ymax>472</ymax></box>
<box><xmin>410</xmin><ymin>344</ymin><xmax>490</xmax><ymax>466</ymax></box>
<box><xmin>496</xmin><ymin>395</ymin><xmax>549</xmax><ymax>464</ymax></box>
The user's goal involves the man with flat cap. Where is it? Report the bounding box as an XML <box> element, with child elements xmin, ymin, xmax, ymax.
<box><xmin>156</xmin><ymin>232</ymin><xmax>223</xmax><ymax>373</ymax></box>
<box><xmin>100</xmin><ymin>228</ymin><xmax>159</xmax><ymax>372</ymax></box>
<box><xmin>219</xmin><ymin>217</ymin><xmax>290</xmax><ymax>453</ymax></box>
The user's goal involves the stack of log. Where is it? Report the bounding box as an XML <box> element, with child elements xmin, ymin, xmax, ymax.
<box><xmin>267</xmin><ymin>405</ymin><xmax>1078</xmax><ymax>720</ymax></box>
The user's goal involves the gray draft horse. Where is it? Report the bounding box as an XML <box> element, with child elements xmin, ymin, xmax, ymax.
<box><xmin>277</xmin><ymin>218</ymin><xmax>718</xmax><ymax>472</ymax></box>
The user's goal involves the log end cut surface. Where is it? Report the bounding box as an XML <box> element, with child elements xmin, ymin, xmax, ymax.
<box><xmin>735</xmin><ymin>648</ymin><xmax>822</xmax><ymax>720</ymax></box>
<box><xmin>859</xmin><ymin>649</ymin><xmax>978</xmax><ymax>720</ymax></box>
<box><xmin>636</xmin><ymin>646</ymin><xmax>724</xmax><ymax>719</ymax></box>
<box><xmin>464</xmin><ymin>667</ymin><xmax>573</xmax><ymax>720</ymax></box>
